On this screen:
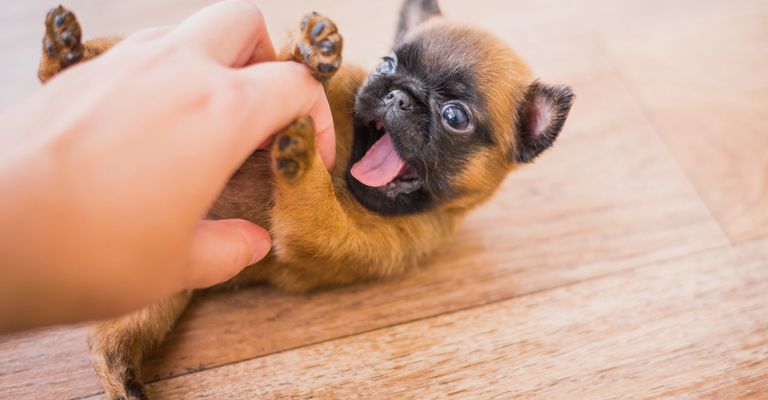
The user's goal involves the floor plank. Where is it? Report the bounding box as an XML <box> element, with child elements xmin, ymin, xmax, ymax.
<box><xmin>134</xmin><ymin>239</ymin><xmax>768</xmax><ymax>399</ymax></box>
<box><xmin>588</xmin><ymin>0</ymin><xmax>768</xmax><ymax>242</ymax></box>
<box><xmin>0</xmin><ymin>326</ymin><xmax>91</xmax><ymax>400</ymax></box>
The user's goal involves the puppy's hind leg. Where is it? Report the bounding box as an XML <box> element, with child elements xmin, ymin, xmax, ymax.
<box><xmin>38</xmin><ymin>6</ymin><xmax>120</xmax><ymax>83</ymax></box>
<box><xmin>88</xmin><ymin>291</ymin><xmax>192</xmax><ymax>400</ymax></box>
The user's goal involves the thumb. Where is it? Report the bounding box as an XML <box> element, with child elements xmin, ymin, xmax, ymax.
<box><xmin>185</xmin><ymin>219</ymin><xmax>271</xmax><ymax>289</ymax></box>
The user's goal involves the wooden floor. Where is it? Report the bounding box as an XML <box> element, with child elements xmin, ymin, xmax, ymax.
<box><xmin>1</xmin><ymin>0</ymin><xmax>767</xmax><ymax>398</ymax></box>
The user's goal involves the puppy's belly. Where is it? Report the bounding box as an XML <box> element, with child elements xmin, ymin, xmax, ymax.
<box><xmin>208</xmin><ymin>150</ymin><xmax>274</xmax><ymax>229</ymax></box>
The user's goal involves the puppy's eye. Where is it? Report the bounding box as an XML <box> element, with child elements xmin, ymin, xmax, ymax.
<box><xmin>375</xmin><ymin>57</ymin><xmax>396</xmax><ymax>75</ymax></box>
<box><xmin>441</xmin><ymin>103</ymin><xmax>472</xmax><ymax>131</ymax></box>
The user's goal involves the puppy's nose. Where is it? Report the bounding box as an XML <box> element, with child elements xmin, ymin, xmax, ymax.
<box><xmin>385</xmin><ymin>90</ymin><xmax>412</xmax><ymax>110</ymax></box>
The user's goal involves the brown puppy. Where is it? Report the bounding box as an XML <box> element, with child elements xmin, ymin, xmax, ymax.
<box><xmin>38</xmin><ymin>1</ymin><xmax>573</xmax><ymax>398</ymax></box>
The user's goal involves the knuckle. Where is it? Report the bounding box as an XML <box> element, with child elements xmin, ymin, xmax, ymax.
<box><xmin>227</xmin><ymin>0</ymin><xmax>265</xmax><ymax>26</ymax></box>
<box><xmin>175</xmin><ymin>68</ymin><xmax>243</xmax><ymax>120</ymax></box>
<box><xmin>202</xmin><ymin>73</ymin><xmax>248</xmax><ymax>116</ymax></box>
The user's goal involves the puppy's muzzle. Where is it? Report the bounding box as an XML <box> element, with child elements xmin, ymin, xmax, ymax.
<box><xmin>384</xmin><ymin>89</ymin><xmax>413</xmax><ymax>111</ymax></box>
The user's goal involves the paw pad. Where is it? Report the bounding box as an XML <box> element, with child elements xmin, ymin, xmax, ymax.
<box><xmin>43</xmin><ymin>6</ymin><xmax>83</xmax><ymax>68</ymax></box>
<box><xmin>272</xmin><ymin>117</ymin><xmax>317</xmax><ymax>182</ymax></box>
<box><xmin>316</xmin><ymin>39</ymin><xmax>337</xmax><ymax>56</ymax></box>
<box><xmin>278</xmin><ymin>135</ymin><xmax>295</xmax><ymax>151</ymax></box>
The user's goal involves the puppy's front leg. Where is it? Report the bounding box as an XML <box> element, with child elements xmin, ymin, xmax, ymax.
<box><xmin>281</xmin><ymin>12</ymin><xmax>343</xmax><ymax>82</ymax></box>
<box><xmin>269</xmin><ymin>117</ymin><xmax>371</xmax><ymax>290</ymax></box>
<box><xmin>262</xmin><ymin>12</ymin><xmax>451</xmax><ymax>291</ymax></box>
<box><xmin>268</xmin><ymin>117</ymin><xmax>449</xmax><ymax>291</ymax></box>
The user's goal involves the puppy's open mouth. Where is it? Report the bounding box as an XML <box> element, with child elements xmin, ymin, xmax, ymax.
<box><xmin>350</xmin><ymin>120</ymin><xmax>422</xmax><ymax>198</ymax></box>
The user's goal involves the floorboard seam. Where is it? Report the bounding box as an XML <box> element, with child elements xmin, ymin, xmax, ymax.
<box><xmin>588</xmin><ymin>33</ymin><xmax>735</xmax><ymax>246</ymax></box>
<box><xmin>132</xmin><ymin>240</ymin><xmax>737</xmax><ymax>393</ymax></box>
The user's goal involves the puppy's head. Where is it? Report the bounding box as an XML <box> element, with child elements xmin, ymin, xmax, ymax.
<box><xmin>348</xmin><ymin>0</ymin><xmax>574</xmax><ymax>216</ymax></box>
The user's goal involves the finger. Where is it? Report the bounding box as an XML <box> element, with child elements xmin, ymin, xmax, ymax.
<box><xmin>313</xmin><ymin>99</ymin><xmax>336</xmax><ymax>171</ymax></box>
<box><xmin>125</xmin><ymin>25</ymin><xmax>174</xmax><ymax>43</ymax></box>
<box><xmin>165</xmin><ymin>0</ymin><xmax>276</xmax><ymax>67</ymax></box>
<box><xmin>184</xmin><ymin>219</ymin><xmax>271</xmax><ymax>289</ymax></box>
<box><xmin>232</xmin><ymin>62</ymin><xmax>336</xmax><ymax>170</ymax></box>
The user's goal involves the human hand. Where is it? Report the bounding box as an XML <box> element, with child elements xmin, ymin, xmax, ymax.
<box><xmin>0</xmin><ymin>0</ymin><xmax>335</xmax><ymax>331</ymax></box>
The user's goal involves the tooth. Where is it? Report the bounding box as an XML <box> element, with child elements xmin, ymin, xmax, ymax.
<box><xmin>375</xmin><ymin>120</ymin><xmax>383</xmax><ymax>131</ymax></box>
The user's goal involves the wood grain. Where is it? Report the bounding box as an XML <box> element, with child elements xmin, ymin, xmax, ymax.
<box><xmin>0</xmin><ymin>0</ymin><xmax>765</xmax><ymax>399</ymax></box>
<box><xmin>586</xmin><ymin>0</ymin><xmax>768</xmax><ymax>243</ymax></box>
<box><xmin>128</xmin><ymin>239</ymin><xmax>768</xmax><ymax>399</ymax></box>
<box><xmin>0</xmin><ymin>326</ymin><xmax>91</xmax><ymax>400</ymax></box>
<box><xmin>440</xmin><ymin>0</ymin><xmax>768</xmax><ymax>243</ymax></box>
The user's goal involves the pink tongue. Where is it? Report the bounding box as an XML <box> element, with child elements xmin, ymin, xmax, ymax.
<box><xmin>350</xmin><ymin>133</ymin><xmax>406</xmax><ymax>187</ymax></box>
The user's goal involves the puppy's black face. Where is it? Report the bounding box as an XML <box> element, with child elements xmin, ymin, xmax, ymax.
<box><xmin>346</xmin><ymin>1</ymin><xmax>574</xmax><ymax>216</ymax></box>
<box><xmin>348</xmin><ymin>31</ymin><xmax>494</xmax><ymax>216</ymax></box>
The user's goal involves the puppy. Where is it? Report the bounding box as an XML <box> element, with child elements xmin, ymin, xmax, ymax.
<box><xmin>38</xmin><ymin>0</ymin><xmax>573</xmax><ymax>398</ymax></box>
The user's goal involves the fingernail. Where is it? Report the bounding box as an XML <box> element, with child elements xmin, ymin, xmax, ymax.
<box><xmin>248</xmin><ymin>230</ymin><xmax>271</xmax><ymax>265</ymax></box>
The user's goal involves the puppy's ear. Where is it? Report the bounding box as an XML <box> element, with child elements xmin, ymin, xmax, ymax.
<box><xmin>395</xmin><ymin>0</ymin><xmax>442</xmax><ymax>44</ymax></box>
<box><xmin>513</xmin><ymin>81</ymin><xmax>575</xmax><ymax>163</ymax></box>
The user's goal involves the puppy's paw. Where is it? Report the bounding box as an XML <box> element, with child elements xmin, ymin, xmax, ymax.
<box><xmin>92</xmin><ymin>353</ymin><xmax>149</xmax><ymax>400</ymax></box>
<box><xmin>295</xmin><ymin>12</ymin><xmax>343</xmax><ymax>82</ymax></box>
<box><xmin>88</xmin><ymin>336</ymin><xmax>149</xmax><ymax>400</ymax></box>
<box><xmin>43</xmin><ymin>6</ymin><xmax>84</xmax><ymax>69</ymax></box>
<box><xmin>272</xmin><ymin>116</ymin><xmax>317</xmax><ymax>183</ymax></box>
<box><xmin>119</xmin><ymin>377</ymin><xmax>149</xmax><ymax>400</ymax></box>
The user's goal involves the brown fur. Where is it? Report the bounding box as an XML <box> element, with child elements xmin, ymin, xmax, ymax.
<box><xmin>37</xmin><ymin>5</ymin><xmax>569</xmax><ymax>399</ymax></box>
